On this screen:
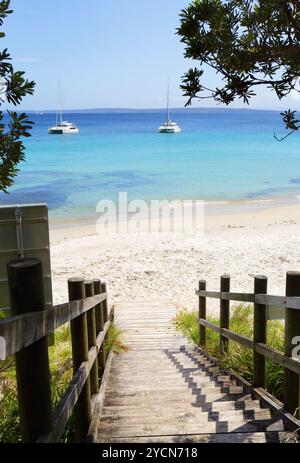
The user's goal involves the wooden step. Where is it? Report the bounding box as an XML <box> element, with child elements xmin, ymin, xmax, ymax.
<box><xmin>108</xmin><ymin>377</ymin><xmax>238</xmax><ymax>389</ymax></box>
<box><xmin>97</xmin><ymin>431</ymin><xmax>290</xmax><ymax>443</ymax></box>
<box><xmin>110</xmin><ymin>372</ymin><xmax>234</xmax><ymax>382</ymax></box>
<box><xmin>100</xmin><ymin>408</ymin><xmax>273</xmax><ymax>423</ymax></box>
<box><xmin>97</xmin><ymin>418</ymin><xmax>285</xmax><ymax>439</ymax></box>
<box><xmin>91</xmin><ymin>301</ymin><xmax>297</xmax><ymax>443</ymax></box>
<box><xmin>104</xmin><ymin>392</ymin><xmax>253</xmax><ymax>407</ymax></box>
<box><xmin>101</xmin><ymin>399</ymin><xmax>263</xmax><ymax>415</ymax></box>
<box><xmin>106</xmin><ymin>381</ymin><xmax>241</xmax><ymax>395</ymax></box>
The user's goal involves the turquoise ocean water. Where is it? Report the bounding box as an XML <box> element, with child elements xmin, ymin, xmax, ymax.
<box><xmin>1</xmin><ymin>109</ymin><xmax>300</xmax><ymax>220</ymax></box>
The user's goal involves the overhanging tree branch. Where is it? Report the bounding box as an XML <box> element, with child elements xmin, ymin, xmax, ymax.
<box><xmin>178</xmin><ymin>0</ymin><xmax>300</xmax><ymax>139</ymax></box>
<box><xmin>0</xmin><ymin>0</ymin><xmax>35</xmax><ymax>193</ymax></box>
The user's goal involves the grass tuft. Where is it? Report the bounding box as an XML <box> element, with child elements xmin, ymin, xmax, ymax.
<box><xmin>105</xmin><ymin>324</ymin><xmax>130</xmax><ymax>354</ymax></box>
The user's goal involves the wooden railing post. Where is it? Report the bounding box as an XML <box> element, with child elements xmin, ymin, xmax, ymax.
<box><xmin>7</xmin><ymin>258</ymin><xmax>52</xmax><ymax>442</ymax></box>
<box><xmin>284</xmin><ymin>271</ymin><xmax>300</xmax><ymax>417</ymax></box>
<box><xmin>101</xmin><ymin>281</ymin><xmax>109</xmax><ymax>357</ymax></box>
<box><xmin>253</xmin><ymin>275</ymin><xmax>268</xmax><ymax>388</ymax></box>
<box><xmin>93</xmin><ymin>279</ymin><xmax>106</xmax><ymax>379</ymax></box>
<box><xmin>85</xmin><ymin>280</ymin><xmax>99</xmax><ymax>396</ymax></box>
<box><xmin>198</xmin><ymin>280</ymin><xmax>206</xmax><ymax>348</ymax></box>
<box><xmin>68</xmin><ymin>278</ymin><xmax>92</xmax><ymax>442</ymax></box>
<box><xmin>93</xmin><ymin>279</ymin><xmax>102</xmax><ymax>335</ymax></box>
<box><xmin>220</xmin><ymin>274</ymin><xmax>230</xmax><ymax>354</ymax></box>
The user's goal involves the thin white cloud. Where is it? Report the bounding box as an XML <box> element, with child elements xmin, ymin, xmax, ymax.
<box><xmin>14</xmin><ymin>57</ymin><xmax>41</xmax><ymax>63</ymax></box>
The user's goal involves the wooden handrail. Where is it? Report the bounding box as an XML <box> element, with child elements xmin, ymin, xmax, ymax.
<box><xmin>0</xmin><ymin>293</ymin><xmax>107</xmax><ymax>359</ymax></box>
<box><xmin>199</xmin><ymin>318</ymin><xmax>253</xmax><ymax>348</ymax></box>
<box><xmin>196</xmin><ymin>289</ymin><xmax>300</xmax><ymax>310</ymax></box>
<box><xmin>39</xmin><ymin>345</ymin><xmax>98</xmax><ymax>444</ymax></box>
<box><xmin>255</xmin><ymin>342</ymin><xmax>300</xmax><ymax>375</ymax></box>
<box><xmin>37</xmin><ymin>313</ymin><xmax>113</xmax><ymax>443</ymax></box>
<box><xmin>199</xmin><ymin>317</ymin><xmax>300</xmax><ymax>375</ymax></box>
<box><xmin>197</xmin><ymin>273</ymin><xmax>300</xmax><ymax>418</ymax></box>
<box><xmin>2</xmin><ymin>257</ymin><xmax>113</xmax><ymax>443</ymax></box>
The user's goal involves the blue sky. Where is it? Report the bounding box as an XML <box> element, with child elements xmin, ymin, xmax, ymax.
<box><xmin>3</xmin><ymin>0</ymin><xmax>300</xmax><ymax>111</ymax></box>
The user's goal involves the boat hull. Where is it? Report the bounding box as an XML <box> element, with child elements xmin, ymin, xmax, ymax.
<box><xmin>48</xmin><ymin>128</ymin><xmax>79</xmax><ymax>134</ymax></box>
<box><xmin>158</xmin><ymin>126</ymin><xmax>181</xmax><ymax>133</ymax></box>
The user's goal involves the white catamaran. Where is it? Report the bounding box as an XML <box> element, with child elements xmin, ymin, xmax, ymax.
<box><xmin>158</xmin><ymin>84</ymin><xmax>181</xmax><ymax>133</ymax></box>
<box><xmin>48</xmin><ymin>120</ymin><xmax>79</xmax><ymax>134</ymax></box>
<box><xmin>48</xmin><ymin>87</ymin><xmax>79</xmax><ymax>134</ymax></box>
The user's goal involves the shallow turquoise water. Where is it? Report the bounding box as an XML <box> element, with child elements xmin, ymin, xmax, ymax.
<box><xmin>1</xmin><ymin>109</ymin><xmax>300</xmax><ymax>219</ymax></box>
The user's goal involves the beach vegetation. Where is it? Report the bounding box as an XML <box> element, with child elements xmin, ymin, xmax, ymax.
<box><xmin>0</xmin><ymin>0</ymin><xmax>35</xmax><ymax>193</ymax></box>
<box><xmin>178</xmin><ymin>0</ymin><xmax>300</xmax><ymax>140</ymax></box>
<box><xmin>105</xmin><ymin>323</ymin><xmax>130</xmax><ymax>354</ymax></box>
<box><xmin>174</xmin><ymin>305</ymin><xmax>285</xmax><ymax>400</ymax></box>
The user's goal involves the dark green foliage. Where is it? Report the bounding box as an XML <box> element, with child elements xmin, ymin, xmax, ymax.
<box><xmin>0</xmin><ymin>1</ymin><xmax>35</xmax><ymax>193</ymax></box>
<box><xmin>178</xmin><ymin>0</ymin><xmax>300</xmax><ymax>139</ymax></box>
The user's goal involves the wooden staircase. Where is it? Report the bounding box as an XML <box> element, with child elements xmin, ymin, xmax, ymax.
<box><xmin>90</xmin><ymin>301</ymin><xmax>300</xmax><ymax>443</ymax></box>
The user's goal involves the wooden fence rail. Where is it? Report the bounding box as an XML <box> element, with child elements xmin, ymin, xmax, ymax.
<box><xmin>0</xmin><ymin>258</ymin><xmax>113</xmax><ymax>443</ymax></box>
<box><xmin>196</xmin><ymin>272</ymin><xmax>300</xmax><ymax>418</ymax></box>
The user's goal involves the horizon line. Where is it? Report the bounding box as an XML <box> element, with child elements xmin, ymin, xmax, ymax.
<box><xmin>17</xmin><ymin>106</ymin><xmax>285</xmax><ymax>113</ymax></box>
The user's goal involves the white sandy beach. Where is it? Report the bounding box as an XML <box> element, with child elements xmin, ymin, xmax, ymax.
<box><xmin>49</xmin><ymin>201</ymin><xmax>300</xmax><ymax>314</ymax></box>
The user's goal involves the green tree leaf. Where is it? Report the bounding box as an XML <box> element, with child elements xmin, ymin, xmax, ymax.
<box><xmin>0</xmin><ymin>0</ymin><xmax>35</xmax><ymax>193</ymax></box>
<box><xmin>178</xmin><ymin>0</ymin><xmax>300</xmax><ymax>139</ymax></box>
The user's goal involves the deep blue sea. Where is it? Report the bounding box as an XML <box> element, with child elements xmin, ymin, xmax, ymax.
<box><xmin>1</xmin><ymin>109</ymin><xmax>300</xmax><ymax>220</ymax></box>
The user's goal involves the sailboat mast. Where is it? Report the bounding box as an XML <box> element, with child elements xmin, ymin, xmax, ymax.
<box><xmin>58</xmin><ymin>83</ymin><xmax>63</xmax><ymax>124</ymax></box>
<box><xmin>166</xmin><ymin>81</ymin><xmax>170</xmax><ymax>123</ymax></box>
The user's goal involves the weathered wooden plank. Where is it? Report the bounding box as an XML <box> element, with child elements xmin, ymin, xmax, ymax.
<box><xmin>199</xmin><ymin>318</ymin><xmax>220</xmax><ymax>333</ymax></box>
<box><xmin>103</xmin><ymin>393</ymin><xmax>254</xmax><ymax>408</ymax></box>
<box><xmin>197</xmin><ymin>345</ymin><xmax>300</xmax><ymax>432</ymax></box>
<box><xmin>87</xmin><ymin>351</ymin><xmax>114</xmax><ymax>443</ymax></box>
<box><xmin>109</xmin><ymin>376</ymin><xmax>237</xmax><ymax>387</ymax></box>
<box><xmin>97</xmin><ymin>431</ymin><xmax>291</xmax><ymax>443</ymax></box>
<box><xmin>0</xmin><ymin>293</ymin><xmax>107</xmax><ymax>359</ymax></box>
<box><xmin>122</xmin><ymin>335</ymin><xmax>184</xmax><ymax>340</ymax></box>
<box><xmin>100</xmin><ymin>406</ymin><xmax>272</xmax><ymax>421</ymax></box>
<box><xmin>96</xmin><ymin>320</ymin><xmax>111</xmax><ymax>351</ymax></box>
<box><xmin>196</xmin><ymin>290</ymin><xmax>254</xmax><ymax>303</ymax></box>
<box><xmin>103</xmin><ymin>391</ymin><xmax>255</xmax><ymax>407</ymax></box>
<box><xmin>106</xmin><ymin>383</ymin><xmax>245</xmax><ymax>396</ymax></box>
<box><xmin>92</xmin><ymin>301</ymin><xmax>300</xmax><ymax>443</ymax></box>
<box><xmin>97</xmin><ymin>418</ymin><xmax>285</xmax><ymax>438</ymax></box>
<box><xmin>109</xmin><ymin>363</ymin><xmax>215</xmax><ymax>371</ymax></box>
<box><xmin>253</xmin><ymin>276</ymin><xmax>267</xmax><ymax>388</ymax></box>
<box><xmin>196</xmin><ymin>289</ymin><xmax>300</xmax><ymax>311</ymax></box>
<box><xmin>222</xmin><ymin>328</ymin><xmax>253</xmax><ymax>349</ymax></box>
<box><xmin>254</xmin><ymin>343</ymin><xmax>300</xmax><ymax>375</ymax></box>
<box><xmin>7</xmin><ymin>258</ymin><xmax>52</xmax><ymax>443</ymax></box>
<box><xmin>198</xmin><ymin>319</ymin><xmax>253</xmax><ymax>349</ymax></box>
<box><xmin>220</xmin><ymin>275</ymin><xmax>230</xmax><ymax>354</ymax></box>
<box><xmin>37</xmin><ymin>310</ymin><xmax>112</xmax><ymax>443</ymax></box>
<box><xmin>38</xmin><ymin>346</ymin><xmax>98</xmax><ymax>443</ymax></box>
<box><xmin>85</xmin><ymin>281</ymin><xmax>99</xmax><ymax>396</ymax></box>
<box><xmin>256</xmin><ymin>294</ymin><xmax>300</xmax><ymax>311</ymax></box>
<box><xmin>196</xmin><ymin>290</ymin><xmax>221</xmax><ymax>299</ymax></box>
<box><xmin>198</xmin><ymin>280</ymin><xmax>206</xmax><ymax>348</ymax></box>
<box><xmin>126</xmin><ymin>340</ymin><xmax>187</xmax><ymax>344</ymax></box>
<box><xmin>101</xmin><ymin>399</ymin><xmax>262</xmax><ymax>414</ymax></box>
<box><xmin>253</xmin><ymin>386</ymin><xmax>300</xmax><ymax>432</ymax></box>
<box><xmin>113</xmin><ymin>377</ymin><xmax>233</xmax><ymax>391</ymax></box>
<box><xmin>199</xmin><ymin>317</ymin><xmax>300</xmax><ymax>374</ymax></box>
